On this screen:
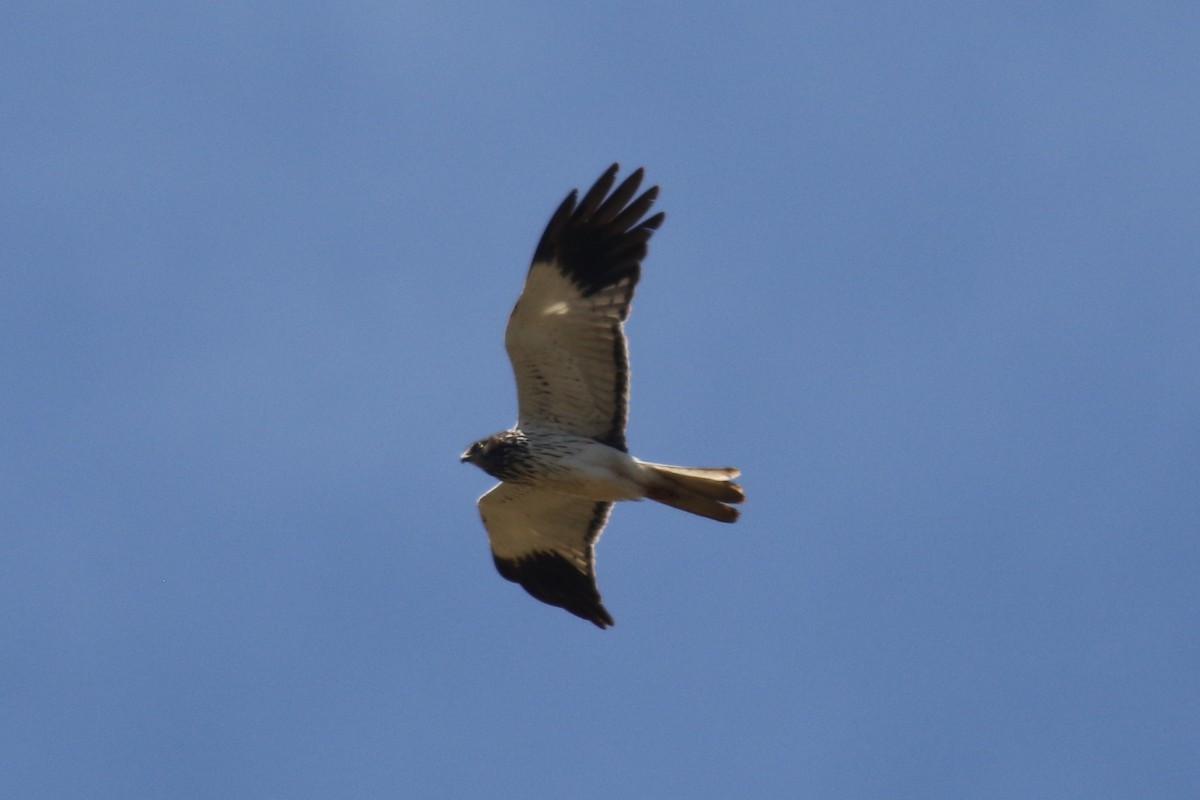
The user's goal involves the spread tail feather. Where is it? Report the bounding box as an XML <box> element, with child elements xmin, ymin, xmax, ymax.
<box><xmin>640</xmin><ymin>462</ymin><xmax>745</xmax><ymax>523</ymax></box>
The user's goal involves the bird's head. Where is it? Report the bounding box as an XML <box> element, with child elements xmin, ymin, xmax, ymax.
<box><xmin>460</xmin><ymin>431</ymin><xmax>530</xmax><ymax>480</ymax></box>
<box><xmin>460</xmin><ymin>439</ymin><xmax>488</xmax><ymax>465</ymax></box>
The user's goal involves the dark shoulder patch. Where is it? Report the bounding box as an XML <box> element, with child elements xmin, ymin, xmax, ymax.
<box><xmin>493</xmin><ymin>551</ymin><xmax>614</xmax><ymax>629</ymax></box>
<box><xmin>532</xmin><ymin>163</ymin><xmax>664</xmax><ymax>301</ymax></box>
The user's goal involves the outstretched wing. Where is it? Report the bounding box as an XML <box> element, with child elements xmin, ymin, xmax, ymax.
<box><xmin>478</xmin><ymin>482</ymin><xmax>615</xmax><ymax>628</ymax></box>
<box><xmin>505</xmin><ymin>164</ymin><xmax>664</xmax><ymax>451</ymax></box>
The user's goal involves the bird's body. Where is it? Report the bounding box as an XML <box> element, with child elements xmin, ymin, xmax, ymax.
<box><xmin>462</xmin><ymin>164</ymin><xmax>744</xmax><ymax>628</ymax></box>
<box><xmin>466</xmin><ymin>430</ymin><xmax>650</xmax><ymax>501</ymax></box>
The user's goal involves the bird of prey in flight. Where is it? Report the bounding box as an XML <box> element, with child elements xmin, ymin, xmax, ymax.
<box><xmin>462</xmin><ymin>164</ymin><xmax>744</xmax><ymax>628</ymax></box>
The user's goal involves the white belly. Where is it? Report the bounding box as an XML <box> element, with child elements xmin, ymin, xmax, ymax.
<box><xmin>523</xmin><ymin>430</ymin><xmax>649</xmax><ymax>501</ymax></box>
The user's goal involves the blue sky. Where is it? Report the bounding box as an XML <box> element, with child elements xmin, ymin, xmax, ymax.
<box><xmin>3</xmin><ymin>2</ymin><xmax>1198</xmax><ymax>797</ymax></box>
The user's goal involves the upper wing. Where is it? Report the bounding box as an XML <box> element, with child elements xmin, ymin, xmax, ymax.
<box><xmin>505</xmin><ymin>164</ymin><xmax>664</xmax><ymax>451</ymax></box>
<box><xmin>477</xmin><ymin>482</ymin><xmax>615</xmax><ymax>628</ymax></box>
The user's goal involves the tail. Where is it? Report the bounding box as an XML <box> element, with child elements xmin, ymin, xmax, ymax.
<box><xmin>640</xmin><ymin>462</ymin><xmax>745</xmax><ymax>523</ymax></box>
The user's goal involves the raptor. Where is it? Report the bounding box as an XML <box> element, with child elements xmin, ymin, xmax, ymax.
<box><xmin>462</xmin><ymin>164</ymin><xmax>744</xmax><ymax>628</ymax></box>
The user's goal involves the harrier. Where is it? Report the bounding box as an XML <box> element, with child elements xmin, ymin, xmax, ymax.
<box><xmin>462</xmin><ymin>164</ymin><xmax>744</xmax><ymax>628</ymax></box>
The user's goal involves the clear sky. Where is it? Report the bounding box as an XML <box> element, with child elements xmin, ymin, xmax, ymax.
<box><xmin>3</xmin><ymin>2</ymin><xmax>1198</xmax><ymax>797</ymax></box>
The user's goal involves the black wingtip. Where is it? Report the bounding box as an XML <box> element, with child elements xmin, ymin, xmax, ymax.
<box><xmin>493</xmin><ymin>551</ymin><xmax>615</xmax><ymax>630</ymax></box>
<box><xmin>590</xmin><ymin>609</ymin><xmax>615</xmax><ymax>629</ymax></box>
<box><xmin>531</xmin><ymin>165</ymin><xmax>663</xmax><ymax>297</ymax></box>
